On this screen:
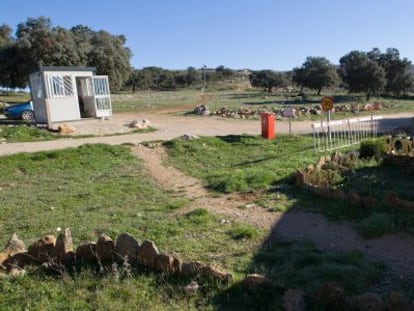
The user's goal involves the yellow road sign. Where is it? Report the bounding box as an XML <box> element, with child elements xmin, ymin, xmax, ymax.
<box><xmin>321</xmin><ymin>96</ymin><xmax>334</xmax><ymax>111</ymax></box>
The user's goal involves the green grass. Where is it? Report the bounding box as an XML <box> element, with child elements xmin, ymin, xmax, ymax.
<box><xmin>254</xmin><ymin>241</ymin><xmax>385</xmax><ymax>294</ymax></box>
<box><xmin>226</xmin><ymin>224</ymin><xmax>259</xmax><ymax>240</ymax></box>
<box><xmin>111</xmin><ymin>89</ymin><xmax>201</xmax><ymax>113</ymax></box>
<box><xmin>164</xmin><ymin>134</ymin><xmax>414</xmax><ymax>239</ymax></box>
<box><xmin>0</xmin><ymin>142</ymin><xmax>411</xmax><ymax>308</ymax></box>
<box><xmin>0</xmin><ymin>124</ymin><xmax>156</xmax><ymax>143</ymax></box>
<box><xmin>0</xmin><ymin>144</ymin><xmax>266</xmax><ymax>309</ymax></box>
<box><xmin>219</xmin><ymin>241</ymin><xmax>386</xmax><ymax>311</ymax></box>
<box><xmin>164</xmin><ymin>134</ymin><xmax>317</xmax><ymax>194</ymax></box>
<box><xmin>0</xmin><ymin>144</ymin><xmax>260</xmax><ymax>258</ymax></box>
<box><xmin>0</xmin><ymin>125</ymin><xmax>58</xmax><ymax>142</ymax></box>
<box><xmin>0</xmin><ymin>91</ymin><xmax>30</xmax><ymax>104</ymax></box>
<box><xmin>111</xmin><ymin>89</ymin><xmax>414</xmax><ymax>120</ymax></box>
<box><xmin>2</xmin><ymin>88</ymin><xmax>414</xmax><ymax>118</ymax></box>
<box><xmin>0</xmin><ymin>143</ymin><xmax>402</xmax><ymax>310</ymax></box>
<box><xmin>344</xmin><ymin>159</ymin><xmax>414</xmax><ymax>202</ymax></box>
<box><xmin>359</xmin><ymin>212</ymin><xmax>395</xmax><ymax>238</ymax></box>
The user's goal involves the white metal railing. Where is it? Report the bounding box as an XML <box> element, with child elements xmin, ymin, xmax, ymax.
<box><xmin>312</xmin><ymin>116</ymin><xmax>383</xmax><ymax>153</ymax></box>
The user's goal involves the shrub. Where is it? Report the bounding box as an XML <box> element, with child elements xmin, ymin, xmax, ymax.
<box><xmin>359</xmin><ymin>212</ymin><xmax>394</xmax><ymax>238</ymax></box>
<box><xmin>227</xmin><ymin>224</ymin><xmax>258</xmax><ymax>240</ymax></box>
<box><xmin>184</xmin><ymin>208</ymin><xmax>214</xmax><ymax>224</ymax></box>
<box><xmin>207</xmin><ymin>170</ymin><xmax>249</xmax><ymax>193</ymax></box>
<box><xmin>166</xmin><ymin>198</ymin><xmax>188</xmax><ymax>210</ymax></box>
<box><xmin>359</xmin><ymin>139</ymin><xmax>384</xmax><ymax>161</ymax></box>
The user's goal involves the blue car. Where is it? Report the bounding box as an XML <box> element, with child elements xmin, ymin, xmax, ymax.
<box><xmin>4</xmin><ymin>101</ymin><xmax>35</xmax><ymax>121</ymax></box>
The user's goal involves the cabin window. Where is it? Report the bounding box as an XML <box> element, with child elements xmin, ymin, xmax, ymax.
<box><xmin>47</xmin><ymin>75</ymin><xmax>74</xmax><ymax>98</ymax></box>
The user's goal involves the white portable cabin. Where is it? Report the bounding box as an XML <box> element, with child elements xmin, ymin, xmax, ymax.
<box><xmin>29</xmin><ymin>66</ymin><xmax>112</xmax><ymax>126</ymax></box>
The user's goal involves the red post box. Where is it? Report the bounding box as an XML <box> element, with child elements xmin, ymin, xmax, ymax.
<box><xmin>261</xmin><ymin>112</ymin><xmax>275</xmax><ymax>139</ymax></box>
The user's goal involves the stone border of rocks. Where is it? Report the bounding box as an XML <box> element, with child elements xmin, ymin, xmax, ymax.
<box><xmin>295</xmin><ymin>154</ymin><xmax>414</xmax><ymax>211</ymax></box>
<box><xmin>1</xmin><ymin>231</ymin><xmax>413</xmax><ymax>309</ymax></box>
<box><xmin>233</xmin><ymin>274</ymin><xmax>413</xmax><ymax>310</ymax></box>
<box><xmin>0</xmin><ymin>230</ymin><xmax>232</xmax><ymax>285</ymax></box>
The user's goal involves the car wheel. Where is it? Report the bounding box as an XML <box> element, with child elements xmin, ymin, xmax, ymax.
<box><xmin>21</xmin><ymin>110</ymin><xmax>34</xmax><ymax>121</ymax></box>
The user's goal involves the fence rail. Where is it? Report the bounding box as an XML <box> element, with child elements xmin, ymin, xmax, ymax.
<box><xmin>312</xmin><ymin>116</ymin><xmax>383</xmax><ymax>153</ymax></box>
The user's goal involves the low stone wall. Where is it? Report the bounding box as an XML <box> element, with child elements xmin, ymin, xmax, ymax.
<box><xmin>295</xmin><ymin>155</ymin><xmax>414</xmax><ymax>211</ymax></box>
<box><xmin>0</xmin><ymin>230</ymin><xmax>232</xmax><ymax>284</ymax></box>
<box><xmin>2</xmin><ymin>231</ymin><xmax>413</xmax><ymax>309</ymax></box>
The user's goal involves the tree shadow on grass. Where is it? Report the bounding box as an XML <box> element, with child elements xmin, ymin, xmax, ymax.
<box><xmin>213</xmin><ymin>189</ymin><xmax>408</xmax><ymax>310</ymax></box>
<box><xmin>216</xmin><ymin>135</ymin><xmax>257</xmax><ymax>144</ymax></box>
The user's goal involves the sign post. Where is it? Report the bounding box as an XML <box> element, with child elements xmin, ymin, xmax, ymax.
<box><xmin>321</xmin><ymin>96</ymin><xmax>334</xmax><ymax>141</ymax></box>
<box><xmin>283</xmin><ymin>107</ymin><xmax>295</xmax><ymax>135</ymax></box>
<box><xmin>321</xmin><ymin>96</ymin><xmax>334</xmax><ymax>158</ymax></box>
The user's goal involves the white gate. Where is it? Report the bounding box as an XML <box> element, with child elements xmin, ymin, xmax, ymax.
<box><xmin>312</xmin><ymin>116</ymin><xmax>383</xmax><ymax>153</ymax></box>
<box><xmin>92</xmin><ymin>76</ymin><xmax>112</xmax><ymax>118</ymax></box>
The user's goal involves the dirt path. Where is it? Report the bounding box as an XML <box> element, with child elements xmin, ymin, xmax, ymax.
<box><xmin>130</xmin><ymin>144</ymin><xmax>280</xmax><ymax>228</ymax></box>
<box><xmin>131</xmin><ymin>143</ymin><xmax>414</xmax><ymax>281</ymax></box>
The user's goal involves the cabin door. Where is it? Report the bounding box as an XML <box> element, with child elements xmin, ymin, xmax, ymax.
<box><xmin>92</xmin><ymin>76</ymin><xmax>112</xmax><ymax>118</ymax></box>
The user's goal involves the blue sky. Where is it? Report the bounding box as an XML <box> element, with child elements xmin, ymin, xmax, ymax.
<box><xmin>1</xmin><ymin>0</ymin><xmax>413</xmax><ymax>70</ymax></box>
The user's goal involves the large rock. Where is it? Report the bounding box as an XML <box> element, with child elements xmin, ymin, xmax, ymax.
<box><xmin>0</xmin><ymin>233</ymin><xmax>26</xmax><ymax>265</ymax></box>
<box><xmin>313</xmin><ymin>283</ymin><xmax>347</xmax><ymax>310</ymax></box>
<box><xmin>295</xmin><ymin>170</ymin><xmax>306</xmax><ymax>186</ymax></box>
<box><xmin>385</xmin><ymin>191</ymin><xmax>399</xmax><ymax>208</ymax></box>
<box><xmin>27</xmin><ymin>235</ymin><xmax>56</xmax><ymax>263</ymax></box>
<box><xmin>96</xmin><ymin>234</ymin><xmax>114</xmax><ymax>264</ymax></box>
<box><xmin>362</xmin><ymin>196</ymin><xmax>379</xmax><ymax>209</ymax></box>
<box><xmin>55</xmin><ymin>228</ymin><xmax>74</xmax><ymax>262</ymax></box>
<box><xmin>58</xmin><ymin>123</ymin><xmax>76</xmax><ymax>134</ymax></box>
<box><xmin>181</xmin><ymin>261</ymin><xmax>232</xmax><ymax>283</ymax></box>
<box><xmin>181</xmin><ymin>261</ymin><xmax>207</xmax><ymax>276</ymax></box>
<box><xmin>137</xmin><ymin>240</ymin><xmax>159</xmax><ymax>268</ymax></box>
<box><xmin>312</xmin><ymin>186</ymin><xmax>331</xmax><ymax>198</ymax></box>
<box><xmin>115</xmin><ymin>233</ymin><xmax>139</xmax><ymax>265</ymax></box>
<box><xmin>3</xmin><ymin>252</ymin><xmax>33</xmax><ymax>269</ymax></box>
<box><xmin>75</xmin><ymin>243</ymin><xmax>97</xmax><ymax>265</ymax></box>
<box><xmin>154</xmin><ymin>252</ymin><xmax>181</xmax><ymax>274</ymax></box>
<box><xmin>331</xmin><ymin>189</ymin><xmax>347</xmax><ymax>200</ymax></box>
<box><xmin>239</xmin><ymin>274</ymin><xmax>274</xmax><ymax>291</ymax></box>
<box><xmin>282</xmin><ymin>289</ymin><xmax>306</xmax><ymax>311</ymax></box>
<box><xmin>129</xmin><ymin>119</ymin><xmax>151</xmax><ymax>129</ymax></box>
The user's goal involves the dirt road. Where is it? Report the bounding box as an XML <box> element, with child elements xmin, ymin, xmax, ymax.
<box><xmin>1</xmin><ymin>110</ymin><xmax>413</xmax><ymax>156</ymax></box>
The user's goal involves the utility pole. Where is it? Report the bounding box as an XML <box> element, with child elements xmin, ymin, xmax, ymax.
<box><xmin>202</xmin><ymin>65</ymin><xmax>206</xmax><ymax>91</ymax></box>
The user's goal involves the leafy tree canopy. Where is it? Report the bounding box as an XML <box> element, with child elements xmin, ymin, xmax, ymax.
<box><xmin>292</xmin><ymin>57</ymin><xmax>338</xmax><ymax>95</ymax></box>
<box><xmin>0</xmin><ymin>17</ymin><xmax>132</xmax><ymax>91</ymax></box>
<box><xmin>249</xmin><ymin>70</ymin><xmax>285</xmax><ymax>92</ymax></box>
<box><xmin>374</xmin><ymin>48</ymin><xmax>413</xmax><ymax>96</ymax></box>
<box><xmin>339</xmin><ymin>50</ymin><xmax>386</xmax><ymax>100</ymax></box>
